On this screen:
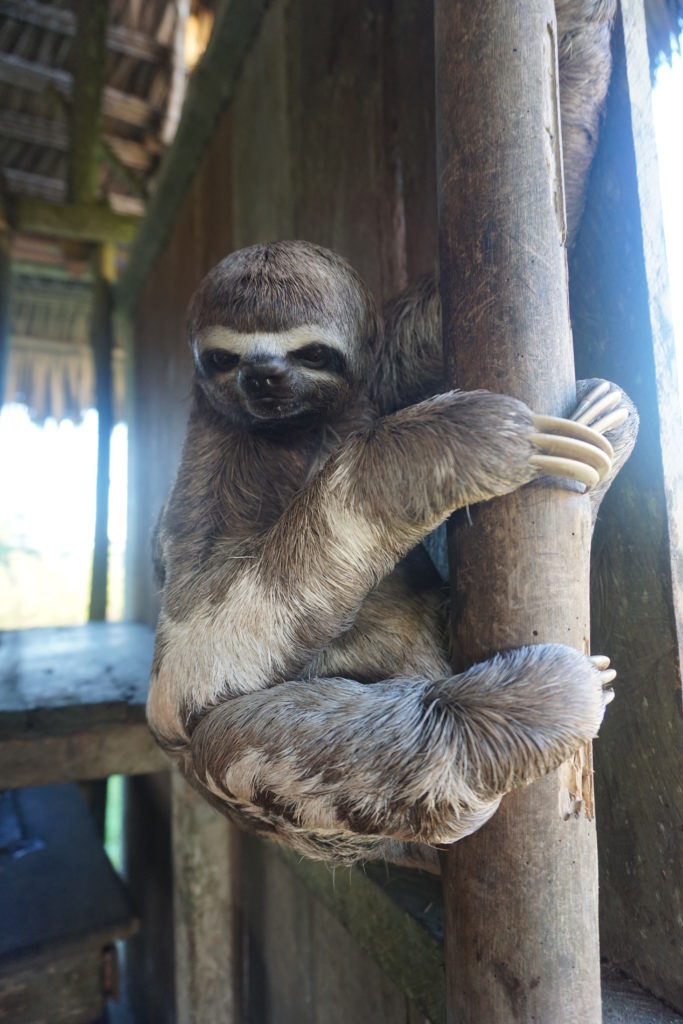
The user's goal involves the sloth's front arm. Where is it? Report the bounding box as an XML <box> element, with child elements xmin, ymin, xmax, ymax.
<box><xmin>149</xmin><ymin>387</ymin><xmax>614</xmax><ymax>744</ymax></box>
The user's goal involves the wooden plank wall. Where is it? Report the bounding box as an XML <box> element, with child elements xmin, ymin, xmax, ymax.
<box><xmin>130</xmin><ymin>0</ymin><xmax>437</xmax><ymax>631</ymax></box>
<box><xmin>128</xmin><ymin>0</ymin><xmax>681</xmax><ymax>1019</ymax></box>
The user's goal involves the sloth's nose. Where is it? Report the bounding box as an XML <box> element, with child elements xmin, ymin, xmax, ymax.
<box><xmin>238</xmin><ymin>361</ymin><xmax>289</xmax><ymax>398</ymax></box>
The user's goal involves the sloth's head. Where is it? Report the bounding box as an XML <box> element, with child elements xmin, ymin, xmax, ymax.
<box><xmin>187</xmin><ymin>240</ymin><xmax>379</xmax><ymax>430</ymax></box>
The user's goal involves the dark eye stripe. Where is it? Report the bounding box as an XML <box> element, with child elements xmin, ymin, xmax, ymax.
<box><xmin>291</xmin><ymin>344</ymin><xmax>347</xmax><ymax>375</ymax></box>
<box><xmin>202</xmin><ymin>349</ymin><xmax>239</xmax><ymax>375</ymax></box>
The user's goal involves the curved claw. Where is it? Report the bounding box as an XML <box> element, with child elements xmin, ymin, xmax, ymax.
<box><xmin>529</xmin><ymin>454</ymin><xmax>600</xmax><ymax>488</ymax></box>
<box><xmin>529</xmin><ymin>432</ymin><xmax>612</xmax><ymax>481</ymax></box>
<box><xmin>570</xmin><ymin>381</ymin><xmax>631</xmax><ymax>437</ymax></box>
<box><xmin>529</xmin><ymin>415</ymin><xmax>614</xmax><ymax>489</ymax></box>
<box><xmin>572</xmin><ymin>381</ymin><xmax>611</xmax><ymax>420</ymax></box>
<box><xmin>590</xmin><ymin>407</ymin><xmax>629</xmax><ymax>435</ymax></box>
<box><xmin>590</xmin><ymin>654</ymin><xmax>616</xmax><ymax>702</ymax></box>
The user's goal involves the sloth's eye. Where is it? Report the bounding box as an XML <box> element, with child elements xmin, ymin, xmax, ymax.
<box><xmin>205</xmin><ymin>349</ymin><xmax>239</xmax><ymax>373</ymax></box>
<box><xmin>291</xmin><ymin>343</ymin><xmax>330</xmax><ymax>369</ymax></box>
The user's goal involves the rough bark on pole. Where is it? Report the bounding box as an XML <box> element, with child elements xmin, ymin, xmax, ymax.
<box><xmin>434</xmin><ymin>2</ymin><xmax>601</xmax><ymax>1022</ymax></box>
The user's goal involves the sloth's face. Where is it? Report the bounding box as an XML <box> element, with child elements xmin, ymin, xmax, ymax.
<box><xmin>193</xmin><ymin>324</ymin><xmax>352</xmax><ymax>429</ymax></box>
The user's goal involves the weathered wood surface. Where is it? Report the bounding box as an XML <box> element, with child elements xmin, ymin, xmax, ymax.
<box><xmin>68</xmin><ymin>0</ymin><xmax>108</xmax><ymax>204</ymax></box>
<box><xmin>569</xmin><ymin>2</ymin><xmax>683</xmax><ymax>1009</ymax></box>
<box><xmin>0</xmin><ymin>784</ymin><xmax>137</xmax><ymax>963</ymax></box>
<box><xmin>246</xmin><ymin>839</ymin><xmax>432</xmax><ymax>1024</ymax></box>
<box><xmin>280</xmin><ymin>848</ymin><xmax>444</xmax><ymax>1024</ymax></box>
<box><xmin>434</xmin><ymin>2</ymin><xmax>600</xmax><ymax>1021</ymax></box>
<box><xmin>0</xmin><ymin>624</ymin><xmax>166</xmax><ymax>785</ymax></box>
<box><xmin>9</xmin><ymin>195</ymin><xmax>140</xmax><ymax>243</ymax></box>
<box><xmin>266</xmin><ymin>840</ymin><xmax>682</xmax><ymax>1024</ymax></box>
<box><xmin>117</xmin><ymin>0</ymin><xmax>269</xmax><ymax>314</ymax></box>
<box><xmin>171</xmin><ymin>775</ymin><xmax>243</xmax><ymax>1024</ymax></box>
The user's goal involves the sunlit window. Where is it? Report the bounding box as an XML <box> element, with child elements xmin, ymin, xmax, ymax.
<box><xmin>0</xmin><ymin>404</ymin><xmax>127</xmax><ymax>629</ymax></box>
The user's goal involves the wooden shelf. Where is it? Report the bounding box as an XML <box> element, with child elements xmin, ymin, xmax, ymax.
<box><xmin>0</xmin><ymin>623</ymin><xmax>167</xmax><ymax>787</ymax></box>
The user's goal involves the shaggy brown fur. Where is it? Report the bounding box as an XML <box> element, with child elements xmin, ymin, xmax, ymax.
<box><xmin>148</xmin><ymin>241</ymin><xmax>637</xmax><ymax>869</ymax></box>
<box><xmin>147</xmin><ymin>1</ymin><xmax>637</xmax><ymax>868</ymax></box>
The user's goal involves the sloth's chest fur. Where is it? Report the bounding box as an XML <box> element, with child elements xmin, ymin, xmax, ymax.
<box><xmin>163</xmin><ymin>403</ymin><xmax>449</xmax><ymax>684</ymax></box>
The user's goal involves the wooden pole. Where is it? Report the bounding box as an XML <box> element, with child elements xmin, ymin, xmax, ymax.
<box><xmin>434</xmin><ymin>3</ymin><xmax>601</xmax><ymax>1022</ymax></box>
<box><xmin>171</xmin><ymin>776</ymin><xmax>243</xmax><ymax>1023</ymax></box>
<box><xmin>89</xmin><ymin>245</ymin><xmax>115</xmax><ymax>622</ymax></box>
<box><xmin>0</xmin><ymin>231</ymin><xmax>10</xmax><ymax>407</ymax></box>
<box><xmin>69</xmin><ymin>0</ymin><xmax>108</xmax><ymax>203</ymax></box>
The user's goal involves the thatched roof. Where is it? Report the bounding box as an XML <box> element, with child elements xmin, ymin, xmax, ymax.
<box><xmin>0</xmin><ymin>0</ymin><xmax>213</xmax><ymax>421</ymax></box>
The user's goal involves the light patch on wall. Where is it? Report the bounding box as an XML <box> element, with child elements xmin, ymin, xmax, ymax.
<box><xmin>652</xmin><ymin>48</ymin><xmax>683</xmax><ymax>410</ymax></box>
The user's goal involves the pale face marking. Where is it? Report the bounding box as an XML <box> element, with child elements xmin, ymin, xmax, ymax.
<box><xmin>194</xmin><ymin>324</ymin><xmax>345</xmax><ymax>361</ymax></box>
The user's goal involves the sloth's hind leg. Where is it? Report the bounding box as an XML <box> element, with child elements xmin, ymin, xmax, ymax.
<box><xmin>186</xmin><ymin>643</ymin><xmax>613</xmax><ymax>851</ymax></box>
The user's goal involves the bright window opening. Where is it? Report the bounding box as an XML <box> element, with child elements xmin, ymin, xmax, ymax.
<box><xmin>0</xmin><ymin>404</ymin><xmax>127</xmax><ymax>629</ymax></box>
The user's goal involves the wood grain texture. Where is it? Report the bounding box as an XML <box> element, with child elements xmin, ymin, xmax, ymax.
<box><xmin>68</xmin><ymin>0</ymin><xmax>108</xmax><ymax>203</ymax></box>
<box><xmin>0</xmin><ymin>624</ymin><xmax>166</xmax><ymax>785</ymax></box>
<box><xmin>172</xmin><ymin>775</ymin><xmax>243</xmax><ymax>1024</ymax></box>
<box><xmin>434</xmin><ymin>2</ymin><xmax>600</xmax><ymax>1021</ymax></box>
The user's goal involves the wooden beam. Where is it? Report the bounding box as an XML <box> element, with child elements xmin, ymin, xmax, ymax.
<box><xmin>100</xmin><ymin>139</ymin><xmax>147</xmax><ymax>201</ymax></box>
<box><xmin>118</xmin><ymin>0</ymin><xmax>269</xmax><ymax>313</ymax></box>
<box><xmin>0</xmin><ymin>232</ymin><xmax>10</xmax><ymax>406</ymax></box>
<box><xmin>172</xmin><ymin>777</ymin><xmax>243</xmax><ymax>1024</ymax></box>
<box><xmin>0</xmin><ymin>110</ymin><xmax>69</xmax><ymax>150</ymax></box>
<box><xmin>3</xmin><ymin>168</ymin><xmax>66</xmax><ymax>203</ymax></box>
<box><xmin>12</xmin><ymin>196</ymin><xmax>140</xmax><ymax>244</ymax></box>
<box><xmin>0</xmin><ymin>727</ymin><xmax>166</xmax><ymax>787</ymax></box>
<box><xmin>102</xmin><ymin>134</ymin><xmax>151</xmax><ymax>173</ymax></box>
<box><xmin>0</xmin><ymin>54</ymin><xmax>152</xmax><ymax>128</ymax></box>
<box><xmin>434</xmin><ymin>2</ymin><xmax>600</xmax><ymax>1022</ymax></box>
<box><xmin>11</xmin><ymin>260</ymin><xmax>93</xmax><ymax>283</ymax></box>
<box><xmin>0</xmin><ymin>0</ymin><xmax>168</xmax><ymax>62</ymax></box>
<box><xmin>69</xmin><ymin>0</ymin><xmax>109</xmax><ymax>203</ymax></box>
<box><xmin>89</xmin><ymin>245</ymin><xmax>116</xmax><ymax>622</ymax></box>
<box><xmin>0</xmin><ymin>115</ymin><xmax>151</xmax><ymax>176</ymax></box>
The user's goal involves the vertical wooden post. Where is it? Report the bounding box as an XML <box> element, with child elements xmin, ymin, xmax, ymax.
<box><xmin>434</xmin><ymin>3</ymin><xmax>601</xmax><ymax>1022</ymax></box>
<box><xmin>171</xmin><ymin>775</ymin><xmax>243</xmax><ymax>1023</ymax></box>
<box><xmin>89</xmin><ymin>245</ymin><xmax>115</xmax><ymax>622</ymax></box>
<box><xmin>0</xmin><ymin>231</ymin><xmax>11</xmax><ymax>408</ymax></box>
<box><xmin>69</xmin><ymin>0</ymin><xmax>109</xmax><ymax>204</ymax></box>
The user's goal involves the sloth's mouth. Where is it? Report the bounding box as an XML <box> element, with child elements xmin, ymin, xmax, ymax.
<box><xmin>246</xmin><ymin>396</ymin><xmax>308</xmax><ymax>420</ymax></box>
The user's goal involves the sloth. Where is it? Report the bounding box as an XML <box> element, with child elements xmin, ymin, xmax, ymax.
<box><xmin>147</xmin><ymin>239</ymin><xmax>637</xmax><ymax>870</ymax></box>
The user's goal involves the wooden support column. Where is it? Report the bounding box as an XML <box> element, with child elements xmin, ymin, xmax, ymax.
<box><xmin>434</xmin><ymin>3</ymin><xmax>601</xmax><ymax>1022</ymax></box>
<box><xmin>0</xmin><ymin>231</ymin><xmax>10</xmax><ymax>407</ymax></box>
<box><xmin>69</xmin><ymin>0</ymin><xmax>109</xmax><ymax>203</ymax></box>
<box><xmin>89</xmin><ymin>245</ymin><xmax>115</xmax><ymax>622</ymax></box>
<box><xmin>171</xmin><ymin>775</ymin><xmax>243</xmax><ymax>1023</ymax></box>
